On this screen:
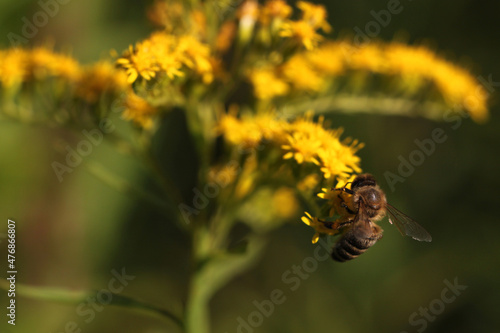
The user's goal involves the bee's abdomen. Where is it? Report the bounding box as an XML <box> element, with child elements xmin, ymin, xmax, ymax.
<box><xmin>331</xmin><ymin>229</ymin><xmax>382</xmax><ymax>262</ymax></box>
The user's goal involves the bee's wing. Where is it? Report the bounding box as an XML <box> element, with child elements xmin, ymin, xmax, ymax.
<box><xmin>386</xmin><ymin>204</ymin><xmax>432</xmax><ymax>242</ymax></box>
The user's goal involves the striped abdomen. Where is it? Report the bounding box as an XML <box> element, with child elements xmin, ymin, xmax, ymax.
<box><xmin>331</xmin><ymin>223</ymin><xmax>383</xmax><ymax>262</ymax></box>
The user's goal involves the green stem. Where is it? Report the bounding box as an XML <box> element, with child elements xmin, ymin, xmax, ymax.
<box><xmin>0</xmin><ymin>278</ymin><xmax>184</xmax><ymax>329</ymax></box>
<box><xmin>185</xmin><ymin>230</ymin><xmax>267</xmax><ymax>333</ymax></box>
<box><xmin>283</xmin><ymin>94</ymin><xmax>448</xmax><ymax>120</ymax></box>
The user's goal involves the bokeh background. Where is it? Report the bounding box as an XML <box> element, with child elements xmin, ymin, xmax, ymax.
<box><xmin>0</xmin><ymin>0</ymin><xmax>499</xmax><ymax>332</ymax></box>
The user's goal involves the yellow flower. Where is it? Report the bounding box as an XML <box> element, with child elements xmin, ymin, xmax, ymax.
<box><xmin>177</xmin><ymin>35</ymin><xmax>213</xmax><ymax>83</ymax></box>
<box><xmin>316</xmin><ymin>174</ymin><xmax>357</xmax><ymax>217</ymax></box>
<box><xmin>297</xmin><ymin>1</ymin><xmax>331</xmax><ymax>33</ymax></box>
<box><xmin>382</xmin><ymin>42</ymin><xmax>488</xmax><ymax>121</ymax></box>
<box><xmin>218</xmin><ymin>111</ymin><xmax>363</xmax><ymax>183</ymax></box>
<box><xmin>431</xmin><ymin>60</ymin><xmax>488</xmax><ymax>122</ymax></box>
<box><xmin>272</xmin><ymin>187</ymin><xmax>299</xmax><ymax>218</ymax></box>
<box><xmin>282</xmin><ymin>113</ymin><xmax>363</xmax><ymax>183</ymax></box>
<box><xmin>318</xmin><ymin>136</ymin><xmax>364</xmax><ymax>181</ymax></box>
<box><xmin>282</xmin><ymin>54</ymin><xmax>324</xmax><ymax>91</ymax></box>
<box><xmin>305</xmin><ymin>42</ymin><xmax>345</xmax><ymax>75</ymax></box>
<box><xmin>117</xmin><ymin>31</ymin><xmax>214</xmax><ymax>85</ymax></box>
<box><xmin>218</xmin><ymin>113</ymin><xmax>263</xmax><ymax>149</ymax></box>
<box><xmin>260</xmin><ymin>0</ymin><xmax>292</xmax><ymax>26</ymax></box>
<box><xmin>348</xmin><ymin>43</ymin><xmax>386</xmax><ymax>73</ymax></box>
<box><xmin>0</xmin><ymin>49</ymin><xmax>27</xmax><ymax>88</ymax></box>
<box><xmin>123</xmin><ymin>93</ymin><xmax>158</xmax><ymax>129</ymax></box>
<box><xmin>29</xmin><ymin>47</ymin><xmax>82</xmax><ymax>82</ymax></box>
<box><xmin>76</xmin><ymin>61</ymin><xmax>128</xmax><ymax>103</ymax></box>
<box><xmin>280</xmin><ymin>20</ymin><xmax>323</xmax><ymax>50</ymax></box>
<box><xmin>117</xmin><ymin>45</ymin><xmax>160</xmax><ymax>83</ymax></box>
<box><xmin>282</xmin><ymin>131</ymin><xmax>322</xmax><ymax>165</ymax></box>
<box><xmin>301</xmin><ymin>211</ymin><xmax>339</xmax><ymax>244</ymax></box>
<box><xmin>248</xmin><ymin>67</ymin><xmax>289</xmax><ymax>99</ymax></box>
<box><xmin>297</xmin><ymin>174</ymin><xmax>320</xmax><ymax>192</ymax></box>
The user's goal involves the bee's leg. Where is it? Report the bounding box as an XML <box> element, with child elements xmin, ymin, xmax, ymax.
<box><xmin>318</xmin><ymin>217</ymin><xmax>354</xmax><ymax>230</ymax></box>
<box><xmin>340</xmin><ymin>202</ymin><xmax>356</xmax><ymax>215</ymax></box>
<box><xmin>332</xmin><ymin>186</ymin><xmax>355</xmax><ymax>195</ymax></box>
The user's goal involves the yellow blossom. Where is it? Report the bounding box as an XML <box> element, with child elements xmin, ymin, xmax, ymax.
<box><xmin>117</xmin><ymin>31</ymin><xmax>213</xmax><ymax>84</ymax></box>
<box><xmin>177</xmin><ymin>35</ymin><xmax>213</xmax><ymax>83</ymax></box>
<box><xmin>348</xmin><ymin>43</ymin><xmax>386</xmax><ymax>73</ymax></box>
<box><xmin>28</xmin><ymin>47</ymin><xmax>82</xmax><ymax>82</ymax></box>
<box><xmin>305</xmin><ymin>42</ymin><xmax>345</xmax><ymax>75</ymax></box>
<box><xmin>383</xmin><ymin>42</ymin><xmax>489</xmax><ymax>121</ymax></box>
<box><xmin>316</xmin><ymin>174</ymin><xmax>357</xmax><ymax>217</ymax></box>
<box><xmin>272</xmin><ymin>187</ymin><xmax>299</xmax><ymax>218</ymax></box>
<box><xmin>297</xmin><ymin>1</ymin><xmax>331</xmax><ymax>32</ymax></box>
<box><xmin>297</xmin><ymin>174</ymin><xmax>320</xmax><ymax>192</ymax></box>
<box><xmin>282</xmin><ymin>54</ymin><xmax>324</xmax><ymax>91</ymax></box>
<box><xmin>260</xmin><ymin>0</ymin><xmax>292</xmax><ymax>26</ymax></box>
<box><xmin>248</xmin><ymin>67</ymin><xmax>289</xmax><ymax>99</ymax></box>
<box><xmin>280</xmin><ymin>20</ymin><xmax>323</xmax><ymax>50</ymax></box>
<box><xmin>218</xmin><ymin>111</ymin><xmax>363</xmax><ymax>184</ymax></box>
<box><xmin>301</xmin><ymin>211</ymin><xmax>339</xmax><ymax>244</ymax></box>
<box><xmin>217</xmin><ymin>113</ymin><xmax>263</xmax><ymax>149</ymax></box>
<box><xmin>0</xmin><ymin>49</ymin><xmax>28</xmax><ymax>88</ymax></box>
<box><xmin>123</xmin><ymin>93</ymin><xmax>158</xmax><ymax>129</ymax></box>
<box><xmin>76</xmin><ymin>61</ymin><xmax>128</xmax><ymax>103</ymax></box>
<box><xmin>282</xmin><ymin>131</ymin><xmax>322</xmax><ymax>165</ymax></box>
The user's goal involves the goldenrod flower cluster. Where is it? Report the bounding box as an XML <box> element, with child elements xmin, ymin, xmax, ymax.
<box><xmin>117</xmin><ymin>32</ymin><xmax>214</xmax><ymax>84</ymax></box>
<box><xmin>248</xmin><ymin>41</ymin><xmax>489</xmax><ymax>122</ymax></box>
<box><xmin>217</xmin><ymin>111</ymin><xmax>363</xmax><ymax>185</ymax></box>
<box><xmin>0</xmin><ymin>48</ymin><xmax>128</xmax><ymax>126</ymax></box>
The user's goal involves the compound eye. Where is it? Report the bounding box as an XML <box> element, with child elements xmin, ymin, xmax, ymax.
<box><xmin>366</xmin><ymin>190</ymin><xmax>381</xmax><ymax>206</ymax></box>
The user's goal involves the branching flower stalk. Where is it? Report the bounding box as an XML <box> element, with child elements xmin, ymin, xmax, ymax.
<box><xmin>0</xmin><ymin>1</ymin><xmax>490</xmax><ymax>332</ymax></box>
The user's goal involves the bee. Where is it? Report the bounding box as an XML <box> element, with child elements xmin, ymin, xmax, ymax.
<box><xmin>322</xmin><ymin>174</ymin><xmax>432</xmax><ymax>262</ymax></box>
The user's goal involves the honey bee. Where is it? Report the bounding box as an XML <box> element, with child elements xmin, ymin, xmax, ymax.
<box><xmin>322</xmin><ymin>174</ymin><xmax>432</xmax><ymax>262</ymax></box>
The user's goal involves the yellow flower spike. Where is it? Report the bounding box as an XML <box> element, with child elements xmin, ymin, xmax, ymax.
<box><xmin>249</xmin><ymin>67</ymin><xmax>289</xmax><ymax>99</ymax></box>
<box><xmin>282</xmin><ymin>54</ymin><xmax>324</xmax><ymax>91</ymax></box>
<box><xmin>280</xmin><ymin>20</ymin><xmax>323</xmax><ymax>50</ymax></box>
<box><xmin>0</xmin><ymin>49</ymin><xmax>28</xmax><ymax>88</ymax></box>
<box><xmin>122</xmin><ymin>93</ymin><xmax>158</xmax><ymax>129</ymax></box>
<box><xmin>116</xmin><ymin>31</ymin><xmax>213</xmax><ymax>84</ymax></box>
<box><xmin>217</xmin><ymin>111</ymin><xmax>363</xmax><ymax>185</ymax></box>
<box><xmin>76</xmin><ymin>61</ymin><xmax>128</xmax><ymax>103</ymax></box>
<box><xmin>297</xmin><ymin>1</ymin><xmax>331</xmax><ymax>33</ymax></box>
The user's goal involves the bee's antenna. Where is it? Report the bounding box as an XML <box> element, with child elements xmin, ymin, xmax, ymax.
<box><xmin>332</xmin><ymin>182</ymin><xmax>354</xmax><ymax>194</ymax></box>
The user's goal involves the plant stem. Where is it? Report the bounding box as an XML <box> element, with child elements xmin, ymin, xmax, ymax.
<box><xmin>184</xmin><ymin>228</ymin><xmax>267</xmax><ymax>333</ymax></box>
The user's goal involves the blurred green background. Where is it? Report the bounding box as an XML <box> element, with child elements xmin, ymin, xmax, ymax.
<box><xmin>0</xmin><ymin>0</ymin><xmax>499</xmax><ymax>332</ymax></box>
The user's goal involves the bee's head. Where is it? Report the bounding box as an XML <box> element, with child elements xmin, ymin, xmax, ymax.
<box><xmin>351</xmin><ymin>174</ymin><xmax>377</xmax><ymax>190</ymax></box>
<box><xmin>352</xmin><ymin>174</ymin><xmax>386</xmax><ymax>220</ymax></box>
